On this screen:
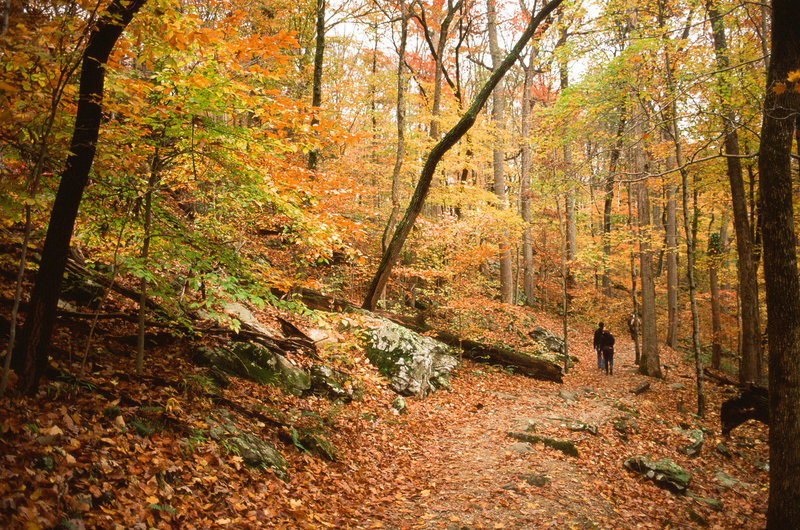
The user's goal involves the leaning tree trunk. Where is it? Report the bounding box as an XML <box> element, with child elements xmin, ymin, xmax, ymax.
<box><xmin>706</xmin><ymin>0</ymin><xmax>762</xmax><ymax>384</ymax></box>
<box><xmin>362</xmin><ymin>0</ymin><xmax>565</xmax><ymax>310</ymax></box>
<box><xmin>12</xmin><ymin>0</ymin><xmax>148</xmax><ymax>394</ymax></box>
<box><xmin>759</xmin><ymin>1</ymin><xmax>800</xmax><ymax>526</ymax></box>
<box><xmin>487</xmin><ymin>0</ymin><xmax>513</xmax><ymax>304</ymax></box>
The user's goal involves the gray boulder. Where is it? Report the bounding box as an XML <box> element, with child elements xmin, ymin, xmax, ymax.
<box><xmin>361</xmin><ymin>320</ymin><xmax>458</xmax><ymax>397</ymax></box>
<box><xmin>223</xmin><ymin>302</ymin><xmax>280</xmax><ymax>337</ymax></box>
<box><xmin>529</xmin><ymin>326</ymin><xmax>565</xmax><ymax>354</ymax></box>
<box><xmin>624</xmin><ymin>456</ymin><xmax>691</xmax><ymax>493</ymax></box>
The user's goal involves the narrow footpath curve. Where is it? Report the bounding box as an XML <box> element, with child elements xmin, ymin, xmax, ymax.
<box><xmin>361</xmin><ymin>330</ymin><xmax>760</xmax><ymax>529</ymax></box>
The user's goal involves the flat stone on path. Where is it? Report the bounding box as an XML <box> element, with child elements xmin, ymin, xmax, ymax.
<box><xmin>507</xmin><ymin>442</ymin><xmax>534</xmax><ymax>454</ymax></box>
<box><xmin>559</xmin><ymin>389</ymin><xmax>579</xmax><ymax>402</ymax></box>
<box><xmin>519</xmin><ymin>473</ymin><xmax>550</xmax><ymax>487</ymax></box>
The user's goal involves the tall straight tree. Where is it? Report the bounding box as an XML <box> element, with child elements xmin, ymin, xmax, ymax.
<box><xmin>308</xmin><ymin>0</ymin><xmax>325</xmax><ymax>170</ymax></box>
<box><xmin>758</xmin><ymin>1</ymin><xmax>800</xmax><ymax>526</ymax></box>
<box><xmin>382</xmin><ymin>0</ymin><xmax>412</xmax><ymax>253</ymax></box>
<box><xmin>657</xmin><ymin>0</ymin><xmax>691</xmax><ymax>349</ymax></box>
<box><xmin>634</xmin><ymin>106</ymin><xmax>661</xmax><ymax>378</ymax></box>
<box><xmin>557</xmin><ymin>26</ymin><xmax>576</xmax><ymax>279</ymax></box>
<box><xmin>520</xmin><ymin>47</ymin><xmax>537</xmax><ymax>305</ymax></box>
<box><xmin>705</xmin><ymin>0</ymin><xmax>762</xmax><ymax>384</ymax></box>
<box><xmin>487</xmin><ymin>0</ymin><xmax>513</xmax><ymax>303</ymax></box>
<box><xmin>12</xmin><ymin>0</ymin><xmax>148</xmax><ymax>394</ymax></box>
<box><xmin>362</xmin><ymin>0</ymin><xmax>565</xmax><ymax>310</ymax></box>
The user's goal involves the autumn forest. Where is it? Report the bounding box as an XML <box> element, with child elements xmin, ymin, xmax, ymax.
<box><xmin>1</xmin><ymin>0</ymin><xmax>799</xmax><ymax>527</ymax></box>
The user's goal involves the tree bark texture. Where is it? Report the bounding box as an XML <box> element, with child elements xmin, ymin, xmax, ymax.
<box><xmin>706</xmin><ymin>0</ymin><xmax>762</xmax><ymax>384</ymax></box>
<box><xmin>13</xmin><ymin>0</ymin><xmax>148</xmax><ymax>394</ymax></box>
<box><xmin>603</xmin><ymin>109</ymin><xmax>625</xmax><ymax>293</ymax></box>
<box><xmin>362</xmin><ymin>0</ymin><xmax>565</xmax><ymax>310</ymax></box>
<box><xmin>626</xmin><ymin>182</ymin><xmax>640</xmax><ymax>365</ymax></box>
<box><xmin>664</xmin><ymin>173</ymin><xmax>678</xmax><ymax>348</ymax></box>
<box><xmin>637</xmin><ymin>180</ymin><xmax>661</xmax><ymax>378</ymax></box>
<box><xmin>382</xmin><ymin>1</ymin><xmax>410</xmax><ymax>253</ymax></box>
<box><xmin>307</xmin><ymin>0</ymin><xmax>325</xmax><ymax>171</ymax></box>
<box><xmin>487</xmin><ymin>0</ymin><xmax>513</xmax><ymax>304</ymax></box>
<box><xmin>759</xmin><ymin>1</ymin><xmax>800</xmax><ymax>526</ymax></box>
<box><xmin>520</xmin><ymin>53</ymin><xmax>536</xmax><ymax>305</ymax></box>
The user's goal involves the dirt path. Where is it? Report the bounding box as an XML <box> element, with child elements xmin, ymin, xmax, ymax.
<box><xmin>360</xmin><ymin>333</ymin><xmax>763</xmax><ymax>529</ymax></box>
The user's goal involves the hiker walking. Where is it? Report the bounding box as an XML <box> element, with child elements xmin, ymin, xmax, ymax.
<box><xmin>600</xmin><ymin>327</ymin><xmax>615</xmax><ymax>375</ymax></box>
<box><xmin>593</xmin><ymin>322</ymin><xmax>605</xmax><ymax>370</ymax></box>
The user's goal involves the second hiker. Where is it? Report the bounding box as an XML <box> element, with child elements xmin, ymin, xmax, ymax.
<box><xmin>600</xmin><ymin>327</ymin><xmax>615</xmax><ymax>375</ymax></box>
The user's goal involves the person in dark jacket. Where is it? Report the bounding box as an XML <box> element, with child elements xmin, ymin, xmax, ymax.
<box><xmin>593</xmin><ymin>322</ymin><xmax>605</xmax><ymax>370</ymax></box>
<box><xmin>600</xmin><ymin>328</ymin><xmax>615</xmax><ymax>375</ymax></box>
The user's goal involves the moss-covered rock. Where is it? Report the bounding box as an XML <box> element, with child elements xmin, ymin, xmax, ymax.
<box><xmin>309</xmin><ymin>365</ymin><xmax>356</xmax><ymax>402</ymax></box>
<box><xmin>674</xmin><ymin>427</ymin><xmax>704</xmax><ymax>457</ymax></box>
<box><xmin>623</xmin><ymin>456</ymin><xmax>691</xmax><ymax>493</ymax></box>
<box><xmin>361</xmin><ymin>320</ymin><xmax>458</xmax><ymax>397</ymax></box>
<box><xmin>194</xmin><ymin>342</ymin><xmax>310</xmax><ymax>396</ymax></box>
<box><xmin>229</xmin><ymin>432</ymin><xmax>288</xmax><ymax>481</ymax></box>
<box><xmin>507</xmin><ymin>431</ymin><xmax>579</xmax><ymax>457</ymax></box>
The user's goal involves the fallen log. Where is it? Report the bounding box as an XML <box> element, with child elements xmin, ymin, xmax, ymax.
<box><xmin>703</xmin><ymin>367</ymin><xmax>740</xmax><ymax>386</ymax></box>
<box><xmin>433</xmin><ymin>330</ymin><xmax>563</xmax><ymax>383</ymax></box>
<box><xmin>267</xmin><ymin>288</ymin><xmax>563</xmax><ymax>383</ymax></box>
<box><xmin>270</xmin><ymin>287</ymin><xmax>353</xmax><ymax>313</ymax></box>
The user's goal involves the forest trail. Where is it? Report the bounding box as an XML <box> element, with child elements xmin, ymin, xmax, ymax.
<box><xmin>364</xmin><ymin>331</ymin><xmax>764</xmax><ymax>529</ymax></box>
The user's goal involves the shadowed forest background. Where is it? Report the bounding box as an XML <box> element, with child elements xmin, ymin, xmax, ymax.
<box><xmin>1</xmin><ymin>0</ymin><xmax>799</xmax><ymax>527</ymax></box>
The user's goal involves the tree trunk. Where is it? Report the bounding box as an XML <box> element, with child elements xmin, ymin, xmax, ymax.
<box><xmin>556</xmin><ymin>195</ymin><xmax>569</xmax><ymax>374</ymax></box>
<box><xmin>706</xmin><ymin>0</ymin><xmax>762</xmax><ymax>384</ymax></box>
<box><xmin>710</xmin><ymin>241</ymin><xmax>723</xmax><ymax>369</ymax></box>
<box><xmin>382</xmin><ymin>1</ymin><xmax>410</xmax><ymax>253</ymax></box>
<box><xmin>664</xmin><ymin>172</ymin><xmax>678</xmax><ymax>348</ymax></box>
<box><xmin>627</xmin><ymin>182</ymin><xmax>641</xmax><ymax>365</ymax></box>
<box><xmin>633</xmin><ymin>102</ymin><xmax>661</xmax><ymax>377</ymax></box>
<box><xmin>758</xmin><ymin>1</ymin><xmax>800</xmax><ymax>526</ymax></box>
<box><xmin>637</xmin><ymin>179</ymin><xmax>661</xmax><ymax>378</ymax></box>
<box><xmin>520</xmin><ymin>52</ymin><xmax>536</xmax><ymax>305</ymax></box>
<box><xmin>657</xmin><ymin>0</ymin><xmax>704</xmax><ymax>407</ymax></box>
<box><xmin>362</xmin><ymin>0</ymin><xmax>565</xmax><ymax>310</ymax></box>
<box><xmin>487</xmin><ymin>0</ymin><xmax>513</xmax><ymax>304</ymax></box>
<box><xmin>307</xmin><ymin>0</ymin><xmax>325</xmax><ymax>171</ymax></box>
<box><xmin>603</xmin><ymin>109</ymin><xmax>625</xmax><ymax>293</ymax></box>
<box><xmin>558</xmin><ymin>28</ymin><xmax>576</xmax><ymax>285</ymax></box>
<box><xmin>136</xmin><ymin>150</ymin><xmax>160</xmax><ymax>375</ymax></box>
<box><xmin>13</xmin><ymin>0</ymin><xmax>148</xmax><ymax>394</ymax></box>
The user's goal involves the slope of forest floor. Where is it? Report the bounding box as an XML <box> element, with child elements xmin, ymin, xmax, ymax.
<box><xmin>0</xmin><ymin>289</ymin><xmax>768</xmax><ymax>528</ymax></box>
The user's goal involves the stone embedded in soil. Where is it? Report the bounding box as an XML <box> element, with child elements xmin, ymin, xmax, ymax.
<box><xmin>714</xmin><ymin>470</ymin><xmax>739</xmax><ymax>488</ymax></box>
<box><xmin>507</xmin><ymin>431</ymin><xmax>579</xmax><ymax>457</ymax></box>
<box><xmin>687</xmin><ymin>491</ymin><xmax>723</xmax><ymax>511</ymax></box>
<box><xmin>558</xmin><ymin>389</ymin><xmax>579</xmax><ymax>403</ymax></box>
<box><xmin>507</xmin><ymin>442</ymin><xmax>534</xmax><ymax>454</ymax></box>
<box><xmin>519</xmin><ymin>473</ymin><xmax>549</xmax><ymax>487</ymax></box>
<box><xmin>623</xmin><ymin>456</ymin><xmax>691</xmax><ymax>493</ymax></box>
